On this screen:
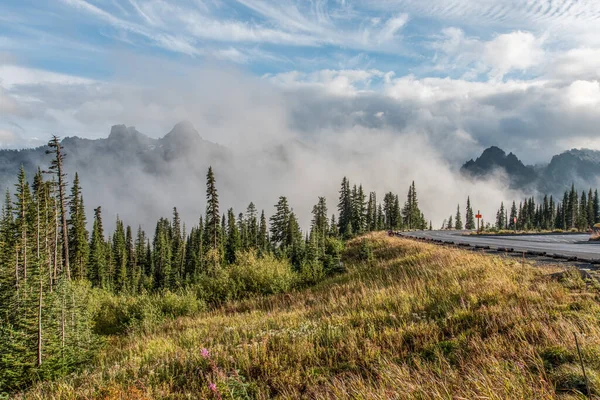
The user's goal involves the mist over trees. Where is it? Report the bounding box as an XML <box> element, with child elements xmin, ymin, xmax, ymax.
<box><xmin>0</xmin><ymin>137</ymin><xmax>429</xmax><ymax>393</ymax></box>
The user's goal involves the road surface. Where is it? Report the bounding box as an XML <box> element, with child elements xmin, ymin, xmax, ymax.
<box><xmin>399</xmin><ymin>231</ymin><xmax>600</xmax><ymax>262</ymax></box>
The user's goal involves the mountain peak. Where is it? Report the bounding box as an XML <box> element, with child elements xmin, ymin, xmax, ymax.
<box><xmin>109</xmin><ymin>124</ymin><xmax>140</xmax><ymax>140</ymax></box>
<box><xmin>461</xmin><ymin>146</ymin><xmax>537</xmax><ymax>188</ymax></box>
<box><xmin>164</xmin><ymin>121</ymin><xmax>201</xmax><ymax>142</ymax></box>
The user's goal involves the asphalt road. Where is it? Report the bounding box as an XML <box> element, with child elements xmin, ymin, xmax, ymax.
<box><xmin>399</xmin><ymin>230</ymin><xmax>600</xmax><ymax>262</ymax></box>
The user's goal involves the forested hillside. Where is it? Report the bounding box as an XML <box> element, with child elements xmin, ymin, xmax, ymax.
<box><xmin>0</xmin><ymin>137</ymin><xmax>428</xmax><ymax>394</ymax></box>
<box><xmin>18</xmin><ymin>234</ymin><xmax>600</xmax><ymax>399</ymax></box>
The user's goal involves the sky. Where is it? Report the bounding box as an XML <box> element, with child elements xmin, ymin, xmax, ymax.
<box><xmin>1</xmin><ymin>0</ymin><xmax>600</xmax><ymax>164</ymax></box>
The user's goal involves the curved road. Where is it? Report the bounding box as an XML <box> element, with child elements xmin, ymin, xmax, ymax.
<box><xmin>400</xmin><ymin>230</ymin><xmax>600</xmax><ymax>262</ymax></box>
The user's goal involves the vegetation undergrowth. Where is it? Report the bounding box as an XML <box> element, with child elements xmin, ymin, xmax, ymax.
<box><xmin>20</xmin><ymin>233</ymin><xmax>600</xmax><ymax>399</ymax></box>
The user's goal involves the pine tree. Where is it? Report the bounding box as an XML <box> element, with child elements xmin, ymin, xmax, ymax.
<box><xmin>68</xmin><ymin>173</ymin><xmax>89</xmax><ymax>280</ymax></box>
<box><xmin>465</xmin><ymin>197</ymin><xmax>475</xmax><ymax>230</ymax></box>
<box><xmin>567</xmin><ymin>184</ymin><xmax>578</xmax><ymax>229</ymax></box>
<box><xmin>594</xmin><ymin>190</ymin><xmax>600</xmax><ymax>224</ymax></box>
<box><xmin>270</xmin><ymin>196</ymin><xmax>290</xmax><ymax>248</ymax></box>
<box><xmin>45</xmin><ymin>136</ymin><xmax>70</xmax><ymax>280</ymax></box>
<box><xmin>14</xmin><ymin>166</ymin><xmax>32</xmax><ymax>286</ymax></box>
<box><xmin>587</xmin><ymin>189</ymin><xmax>595</xmax><ymax>229</ymax></box>
<box><xmin>337</xmin><ymin>177</ymin><xmax>352</xmax><ymax>238</ymax></box>
<box><xmin>112</xmin><ymin>216</ymin><xmax>127</xmax><ymax>293</ymax></box>
<box><xmin>454</xmin><ymin>204</ymin><xmax>463</xmax><ymax>230</ymax></box>
<box><xmin>258</xmin><ymin>210</ymin><xmax>268</xmax><ymax>253</ymax></box>
<box><xmin>88</xmin><ymin>207</ymin><xmax>107</xmax><ymax>289</ymax></box>
<box><xmin>496</xmin><ymin>202</ymin><xmax>505</xmax><ymax>230</ymax></box>
<box><xmin>376</xmin><ymin>204</ymin><xmax>384</xmax><ymax>230</ymax></box>
<box><xmin>577</xmin><ymin>191</ymin><xmax>588</xmax><ymax>231</ymax></box>
<box><xmin>311</xmin><ymin>197</ymin><xmax>328</xmax><ymax>253</ymax></box>
<box><xmin>329</xmin><ymin>214</ymin><xmax>339</xmax><ymax>237</ymax></box>
<box><xmin>204</xmin><ymin>167</ymin><xmax>220</xmax><ymax>252</ymax></box>
<box><xmin>171</xmin><ymin>208</ymin><xmax>184</xmax><ymax>285</ymax></box>
<box><xmin>509</xmin><ymin>201</ymin><xmax>517</xmax><ymax>230</ymax></box>
<box><xmin>153</xmin><ymin>218</ymin><xmax>172</xmax><ymax>290</ymax></box>
<box><xmin>287</xmin><ymin>211</ymin><xmax>304</xmax><ymax>270</ymax></box>
<box><xmin>246</xmin><ymin>203</ymin><xmax>258</xmax><ymax>248</ymax></box>
<box><xmin>225</xmin><ymin>208</ymin><xmax>241</xmax><ymax>264</ymax></box>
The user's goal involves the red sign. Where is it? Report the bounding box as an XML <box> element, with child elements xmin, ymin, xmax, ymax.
<box><xmin>514</xmin><ymin>217</ymin><xmax>517</xmax><ymax>223</ymax></box>
<box><xmin>475</xmin><ymin>214</ymin><xmax>482</xmax><ymax>219</ymax></box>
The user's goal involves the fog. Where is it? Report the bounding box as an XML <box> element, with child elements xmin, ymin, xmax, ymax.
<box><xmin>51</xmin><ymin>63</ymin><xmax>527</xmax><ymax>233</ymax></box>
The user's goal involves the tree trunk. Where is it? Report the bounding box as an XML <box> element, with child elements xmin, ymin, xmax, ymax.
<box><xmin>22</xmin><ymin>177</ymin><xmax>27</xmax><ymax>282</ymax></box>
<box><xmin>37</xmin><ymin>199</ymin><xmax>43</xmax><ymax>366</ymax></box>
<box><xmin>55</xmin><ymin>144</ymin><xmax>70</xmax><ymax>280</ymax></box>
<box><xmin>38</xmin><ymin>264</ymin><xmax>43</xmax><ymax>367</ymax></box>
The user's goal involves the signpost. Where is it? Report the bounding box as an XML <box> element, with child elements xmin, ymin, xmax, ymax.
<box><xmin>476</xmin><ymin>210</ymin><xmax>482</xmax><ymax>234</ymax></box>
<box><xmin>514</xmin><ymin>217</ymin><xmax>517</xmax><ymax>233</ymax></box>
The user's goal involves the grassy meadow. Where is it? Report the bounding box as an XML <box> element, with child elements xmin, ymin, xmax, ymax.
<box><xmin>20</xmin><ymin>233</ymin><xmax>600</xmax><ymax>399</ymax></box>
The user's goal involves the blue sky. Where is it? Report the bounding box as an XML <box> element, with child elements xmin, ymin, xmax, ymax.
<box><xmin>1</xmin><ymin>0</ymin><xmax>600</xmax><ymax>162</ymax></box>
<box><xmin>4</xmin><ymin>0</ymin><xmax>595</xmax><ymax>79</ymax></box>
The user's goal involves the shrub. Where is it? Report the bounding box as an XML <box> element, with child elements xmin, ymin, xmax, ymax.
<box><xmin>299</xmin><ymin>260</ymin><xmax>325</xmax><ymax>285</ymax></box>
<box><xmin>228</xmin><ymin>250</ymin><xmax>297</xmax><ymax>297</ymax></box>
<box><xmin>92</xmin><ymin>291</ymin><xmax>205</xmax><ymax>335</ymax></box>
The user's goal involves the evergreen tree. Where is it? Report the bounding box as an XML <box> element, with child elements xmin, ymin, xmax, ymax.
<box><xmin>204</xmin><ymin>167</ymin><xmax>220</xmax><ymax>252</ymax></box>
<box><xmin>153</xmin><ymin>218</ymin><xmax>172</xmax><ymax>290</ymax></box>
<box><xmin>88</xmin><ymin>207</ymin><xmax>107</xmax><ymax>289</ymax></box>
<box><xmin>594</xmin><ymin>190</ymin><xmax>600</xmax><ymax>224</ymax></box>
<box><xmin>311</xmin><ymin>197</ymin><xmax>328</xmax><ymax>252</ymax></box>
<box><xmin>14</xmin><ymin>166</ymin><xmax>33</xmax><ymax>286</ymax></box>
<box><xmin>509</xmin><ymin>201</ymin><xmax>518</xmax><ymax>230</ymax></box>
<box><xmin>225</xmin><ymin>208</ymin><xmax>241</xmax><ymax>264</ymax></box>
<box><xmin>376</xmin><ymin>204</ymin><xmax>384</xmax><ymax>230</ymax></box>
<box><xmin>287</xmin><ymin>211</ymin><xmax>304</xmax><ymax>270</ymax></box>
<box><xmin>577</xmin><ymin>191</ymin><xmax>589</xmax><ymax>231</ymax></box>
<box><xmin>258</xmin><ymin>210</ymin><xmax>269</xmax><ymax>253</ymax></box>
<box><xmin>337</xmin><ymin>177</ymin><xmax>352</xmax><ymax>238</ymax></box>
<box><xmin>246</xmin><ymin>203</ymin><xmax>258</xmax><ymax>248</ymax></box>
<box><xmin>270</xmin><ymin>197</ymin><xmax>290</xmax><ymax>248</ymax></box>
<box><xmin>454</xmin><ymin>204</ymin><xmax>463</xmax><ymax>230</ymax></box>
<box><xmin>465</xmin><ymin>197</ymin><xmax>475</xmax><ymax>230</ymax></box>
<box><xmin>46</xmin><ymin>136</ymin><xmax>70</xmax><ymax>280</ymax></box>
<box><xmin>112</xmin><ymin>217</ymin><xmax>127</xmax><ymax>293</ymax></box>
<box><xmin>68</xmin><ymin>173</ymin><xmax>89</xmax><ymax>280</ymax></box>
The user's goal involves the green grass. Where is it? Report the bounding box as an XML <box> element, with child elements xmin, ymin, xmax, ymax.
<box><xmin>20</xmin><ymin>233</ymin><xmax>600</xmax><ymax>399</ymax></box>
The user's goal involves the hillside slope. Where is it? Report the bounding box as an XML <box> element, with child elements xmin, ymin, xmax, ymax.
<box><xmin>22</xmin><ymin>234</ymin><xmax>600</xmax><ymax>399</ymax></box>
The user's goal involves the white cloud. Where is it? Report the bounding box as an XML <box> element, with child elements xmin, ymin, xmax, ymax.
<box><xmin>376</xmin><ymin>14</ymin><xmax>409</xmax><ymax>44</ymax></box>
<box><xmin>483</xmin><ymin>31</ymin><xmax>544</xmax><ymax>80</ymax></box>
<box><xmin>0</xmin><ymin>65</ymin><xmax>94</xmax><ymax>88</ymax></box>
<box><xmin>550</xmin><ymin>48</ymin><xmax>600</xmax><ymax>80</ymax></box>
<box><xmin>265</xmin><ymin>69</ymin><xmax>386</xmax><ymax>96</ymax></box>
<box><xmin>566</xmin><ymin>80</ymin><xmax>600</xmax><ymax>108</ymax></box>
<box><xmin>431</xmin><ymin>29</ymin><xmax>545</xmax><ymax>80</ymax></box>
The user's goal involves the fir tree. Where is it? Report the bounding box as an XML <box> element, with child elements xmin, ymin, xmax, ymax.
<box><xmin>45</xmin><ymin>136</ymin><xmax>70</xmax><ymax>280</ymax></box>
<box><xmin>270</xmin><ymin>197</ymin><xmax>290</xmax><ymax>248</ymax></box>
<box><xmin>258</xmin><ymin>210</ymin><xmax>269</xmax><ymax>253</ymax></box>
<box><xmin>204</xmin><ymin>167</ymin><xmax>220</xmax><ymax>252</ymax></box>
<box><xmin>225</xmin><ymin>208</ymin><xmax>241</xmax><ymax>264</ymax></box>
<box><xmin>454</xmin><ymin>204</ymin><xmax>463</xmax><ymax>230</ymax></box>
<box><xmin>68</xmin><ymin>174</ymin><xmax>89</xmax><ymax>280</ymax></box>
<box><xmin>246</xmin><ymin>203</ymin><xmax>258</xmax><ymax>248</ymax></box>
<box><xmin>88</xmin><ymin>207</ymin><xmax>107</xmax><ymax>289</ymax></box>
<box><xmin>465</xmin><ymin>197</ymin><xmax>475</xmax><ymax>230</ymax></box>
<box><xmin>337</xmin><ymin>177</ymin><xmax>352</xmax><ymax>238</ymax></box>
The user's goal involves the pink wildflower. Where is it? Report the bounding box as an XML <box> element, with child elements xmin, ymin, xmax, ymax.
<box><xmin>201</xmin><ymin>348</ymin><xmax>210</xmax><ymax>359</ymax></box>
<box><xmin>209</xmin><ymin>383</ymin><xmax>217</xmax><ymax>392</ymax></box>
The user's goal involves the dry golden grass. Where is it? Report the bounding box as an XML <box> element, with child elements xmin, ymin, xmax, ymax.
<box><xmin>21</xmin><ymin>233</ymin><xmax>600</xmax><ymax>399</ymax></box>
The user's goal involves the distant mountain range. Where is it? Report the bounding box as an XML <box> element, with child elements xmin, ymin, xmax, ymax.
<box><xmin>0</xmin><ymin>121</ymin><xmax>229</xmax><ymax>185</ymax></box>
<box><xmin>461</xmin><ymin>146</ymin><xmax>600</xmax><ymax>194</ymax></box>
